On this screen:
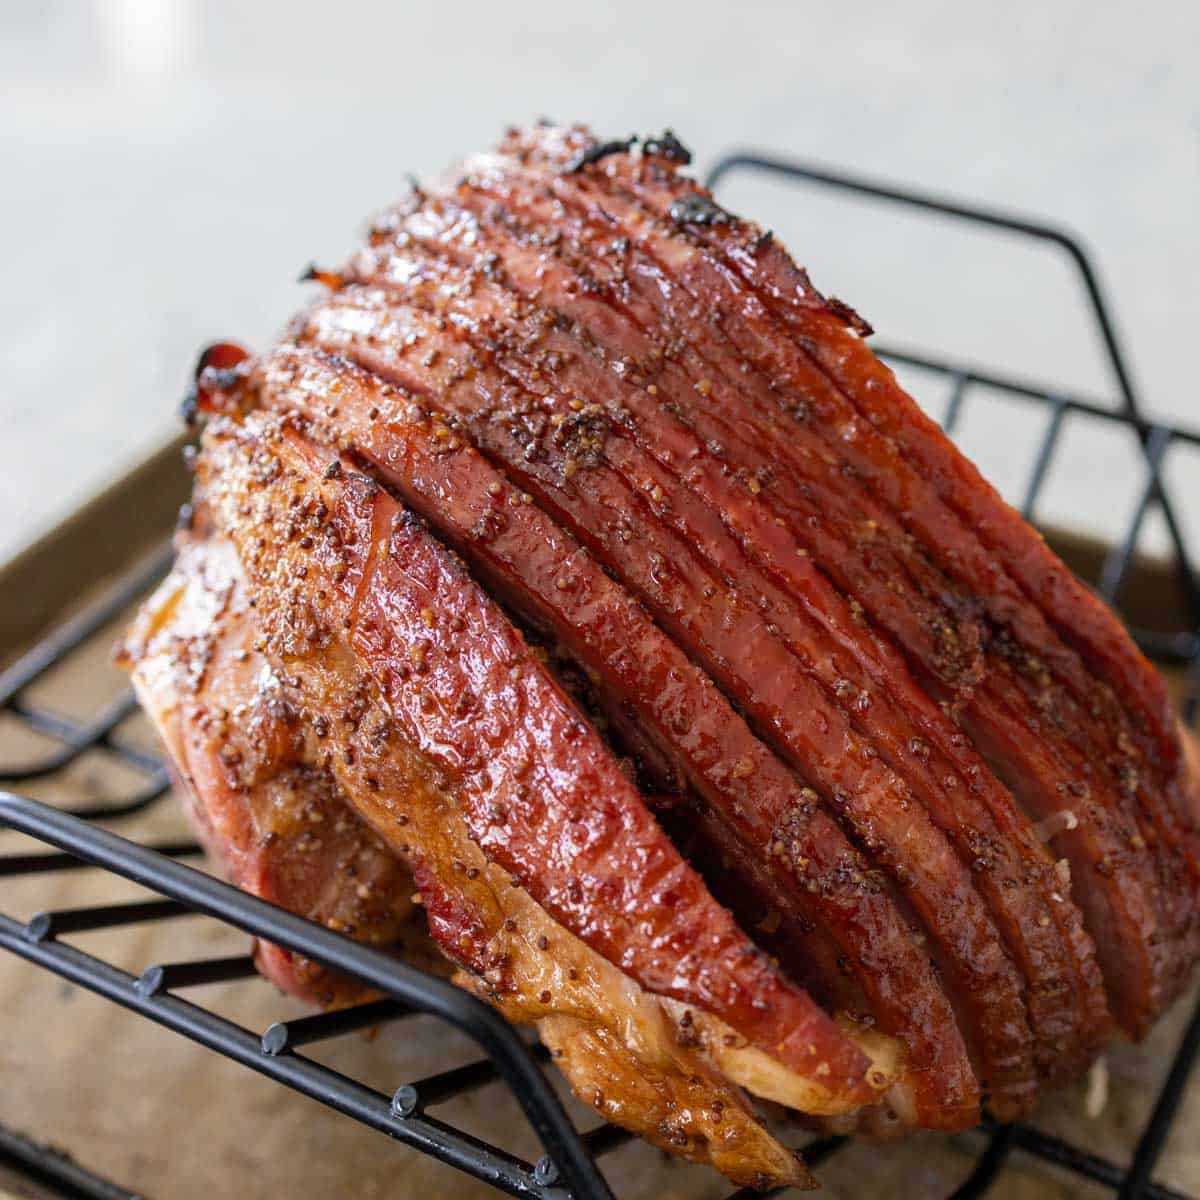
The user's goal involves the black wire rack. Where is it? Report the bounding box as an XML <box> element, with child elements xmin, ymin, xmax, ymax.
<box><xmin>2</xmin><ymin>151</ymin><xmax>1200</xmax><ymax>1200</ymax></box>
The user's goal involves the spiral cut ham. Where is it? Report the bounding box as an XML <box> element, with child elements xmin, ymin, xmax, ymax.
<box><xmin>122</xmin><ymin>123</ymin><xmax>1200</xmax><ymax>1190</ymax></box>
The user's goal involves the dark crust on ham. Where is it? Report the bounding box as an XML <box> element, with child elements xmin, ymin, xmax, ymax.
<box><xmin>195</xmin><ymin>409</ymin><xmax>882</xmax><ymax>1104</ymax></box>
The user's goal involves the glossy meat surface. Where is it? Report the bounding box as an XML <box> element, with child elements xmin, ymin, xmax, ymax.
<box><xmin>194</xmin><ymin>409</ymin><xmax>886</xmax><ymax>1109</ymax></box>
<box><xmin>450</xmin><ymin>126</ymin><xmax>1187</xmax><ymax>1032</ymax></box>
<box><xmin>519</xmin><ymin>125</ymin><xmax>1195</xmax><ymax>1030</ymax></box>
<box><xmin>126</xmin><ymin>123</ymin><xmax>1200</xmax><ymax>1187</ymax></box>
<box><xmin>123</xmin><ymin>528</ymin><xmax>853</xmax><ymax>1188</ymax></box>
<box><xmin>293</xmin><ymin>179</ymin><xmax>1114</xmax><ymax>1109</ymax></box>
<box><xmin>242</xmin><ymin>343</ymin><xmax>965</xmax><ymax>1127</ymax></box>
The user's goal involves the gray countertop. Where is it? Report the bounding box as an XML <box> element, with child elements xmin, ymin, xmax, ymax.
<box><xmin>3</xmin><ymin>0</ymin><xmax>1198</xmax><ymax>564</ymax></box>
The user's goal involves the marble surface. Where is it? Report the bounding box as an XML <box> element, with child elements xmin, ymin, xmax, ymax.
<box><xmin>2</xmin><ymin>0</ymin><xmax>1198</xmax><ymax>564</ymax></box>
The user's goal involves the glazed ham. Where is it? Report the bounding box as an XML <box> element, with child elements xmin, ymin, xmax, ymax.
<box><xmin>122</xmin><ymin>124</ymin><xmax>1200</xmax><ymax>1189</ymax></box>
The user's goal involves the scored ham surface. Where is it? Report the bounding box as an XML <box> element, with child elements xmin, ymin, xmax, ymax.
<box><xmin>124</xmin><ymin>123</ymin><xmax>1200</xmax><ymax>1189</ymax></box>
<box><xmin>195</xmin><ymin>410</ymin><xmax>891</xmax><ymax>1104</ymax></box>
<box><xmin>242</xmin><ymin>344</ymin><xmax>973</xmax><ymax>1128</ymax></box>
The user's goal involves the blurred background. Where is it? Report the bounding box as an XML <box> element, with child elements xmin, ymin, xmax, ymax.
<box><xmin>2</xmin><ymin>0</ymin><xmax>1198</xmax><ymax>565</ymax></box>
